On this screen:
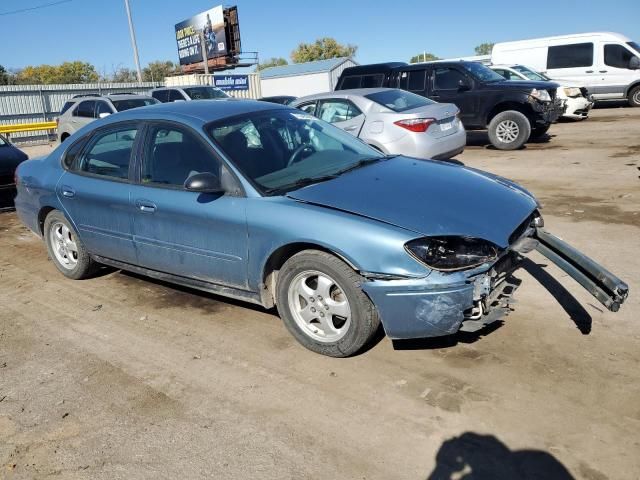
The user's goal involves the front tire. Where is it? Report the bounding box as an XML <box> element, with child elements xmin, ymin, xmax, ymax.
<box><xmin>628</xmin><ymin>85</ymin><xmax>640</xmax><ymax>107</ymax></box>
<box><xmin>44</xmin><ymin>210</ymin><xmax>96</xmax><ymax>279</ymax></box>
<box><xmin>488</xmin><ymin>110</ymin><xmax>531</xmax><ymax>150</ymax></box>
<box><xmin>276</xmin><ymin>250</ymin><xmax>380</xmax><ymax>357</ymax></box>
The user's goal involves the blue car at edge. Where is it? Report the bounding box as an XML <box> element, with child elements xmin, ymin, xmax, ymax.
<box><xmin>14</xmin><ymin>100</ymin><xmax>628</xmax><ymax>357</ymax></box>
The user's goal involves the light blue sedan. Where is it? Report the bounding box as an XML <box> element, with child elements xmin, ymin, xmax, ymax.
<box><xmin>14</xmin><ymin>100</ymin><xmax>628</xmax><ymax>356</ymax></box>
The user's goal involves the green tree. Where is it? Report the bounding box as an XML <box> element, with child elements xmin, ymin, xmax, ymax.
<box><xmin>15</xmin><ymin>61</ymin><xmax>98</xmax><ymax>84</ymax></box>
<box><xmin>257</xmin><ymin>57</ymin><xmax>288</xmax><ymax>71</ymax></box>
<box><xmin>0</xmin><ymin>65</ymin><xmax>11</xmax><ymax>85</ymax></box>
<box><xmin>142</xmin><ymin>60</ymin><xmax>180</xmax><ymax>82</ymax></box>
<box><xmin>111</xmin><ymin>66</ymin><xmax>138</xmax><ymax>83</ymax></box>
<box><xmin>474</xmin><ymin>43</ymin><xmax>495</xmax><ymax>55</ymax></box>
<box><xmin>290</xmin><ymin>37</ymin><xmax>357</xmax><ymax>63</ymax></box>
<box><xmin>409</xmin><ymin>52</ymin><xmax>440</xmax><ymax>63</ymax></box>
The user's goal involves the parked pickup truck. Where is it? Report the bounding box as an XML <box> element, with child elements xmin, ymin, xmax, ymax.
<box><xmin>336</xmin><ymin>61</ymin><xmax>566</xmax><ymax>150</ymax></box>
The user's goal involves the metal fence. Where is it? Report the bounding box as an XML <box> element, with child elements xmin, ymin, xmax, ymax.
<box><xmin>0</xmin><ymin>82</ymin><xmax>162</xmax><ymax>144</ymax></box>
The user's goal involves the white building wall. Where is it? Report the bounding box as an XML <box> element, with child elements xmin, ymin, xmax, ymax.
<box><xmin>260</xmin><ymin>72</ymin><xmax>332</xmax><ymax>98</ymax></box>
<box><xmin>164</xmin><ymin>73</ymin><xmax>261</xmax><ymax>99</ymax></box>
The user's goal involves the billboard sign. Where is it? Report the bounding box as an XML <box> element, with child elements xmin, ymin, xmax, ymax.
<box><xmin>175</xmin><ymin>6</ymin><xmax>227</xmax><ymax>66</ymax></box>
<box><xmin>214</xmin><ymin>75</ymin><xmax>249</xmax><ymax>91</ymax></box>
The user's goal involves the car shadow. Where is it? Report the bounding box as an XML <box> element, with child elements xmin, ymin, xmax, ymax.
<box><xmin>391</xmin><ymin>321</ymin><xmax>504</xmax><ymax>352</ymax></box>
<box><xmin>521</xmin><ymin>258</ymin><xmax>592</xmax><ymax>334</ymax></box>
<box><xmin>425</xmin><ymin>432</ymin><xmax>576</xmax><ymax>479</ymax></box>
<box><xmin>465</xmin><ymin>130</ymin><xmax>553</xmax><ymax>149</ymax></box>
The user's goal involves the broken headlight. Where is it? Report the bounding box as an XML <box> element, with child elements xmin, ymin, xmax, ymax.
<box><xmin>530</xmin><ymin>89</ymin><xmax>551</xmax><ymax>102</ymax></box>
<box><xmin>405</xmin><ymin>237</ymin><xmax>498</xmax><ymax>272</ymax></box>
<box><xmin>563</xmin><ymin>87</ymin><xmax>582</xmax><ymax>97</ymax></box>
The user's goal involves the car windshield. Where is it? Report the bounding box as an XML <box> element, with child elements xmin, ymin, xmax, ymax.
<box><xmin>208</xmin><ymin>109</ymin><xmax>383</xmax><ymax>195</ymax></box>
<box><xmin>365</xmin><ymin>89</ymin><xmax>435</xmax><ymax>112</ymax></box>
<box><xmin>111</xmin><ymin>98</ymin><xmax>159</xmax><ymax>111</ymax></box>
<box><xmin>628</xmin><ymin>42</ymin><xmax>640</xmax><ymax>54</ymax></box>
<box><xmin>462</xmin><ymin>62</ymin><xmax>505</xmax><ymax>82</ymax></box>
<box><xmin>183</xmin><ymin>87</ymin><xmax>229</xmax><ymax>100</ymax></box>
<box><xmin>511</xmin><ymin>65</ymin><xmax>550</xmax><ymax>81</ymax></box>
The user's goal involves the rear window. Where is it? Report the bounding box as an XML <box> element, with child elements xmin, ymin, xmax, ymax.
<box><xmin>60</xmin><ymin>101</ymin><xmax>75</xmax><ymax>116</ymax></box>
<box><xmin>547</xmin><ymin>43</ymin><xmax>593</xmax><ymax>69</ymax></box>
<box><xmin>365</xmin><ymin>89</ymin><xmax>434</xmax><ymax>112</ymax></box>
<box><xmin>182</xmin><ymin>87</ymin><xmax>229</xmax><ymax>100</ymax></box>
<box><xmin>111</xmin><ymin>98</ymin><xmax>158</xmax><ymax>112</ymax></box>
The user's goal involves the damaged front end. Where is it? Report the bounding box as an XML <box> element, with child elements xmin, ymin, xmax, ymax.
<box><xmin>363</xmin><ymin>214</ymin><xmax>629</xmax><ymax>340</ymax></box>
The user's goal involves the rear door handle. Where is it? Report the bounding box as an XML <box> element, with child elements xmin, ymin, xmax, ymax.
<box><xmin>585</xmin><ymin>70</ymin><xmax>594</xmax><ymax>73</ymax></box>
<box><xmin>61</xmin><ymin>186</ymin><xmax>75</xmax><ymax>198</ymax></box>
<box><xmin>136</xmin><ymin>200</ymin><xmax>156</xmax><ymax>213</ymax></box>
<box><xmin>344</xmin><ymin>125</ymin><xmax>358</xmax><ymax>132</ymax></box>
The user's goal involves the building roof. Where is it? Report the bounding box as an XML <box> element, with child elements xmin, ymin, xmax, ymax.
<box><xmin>259</xmin><ymin>57</ymin><xmax>355</xmax><ymax>79</ymax></box>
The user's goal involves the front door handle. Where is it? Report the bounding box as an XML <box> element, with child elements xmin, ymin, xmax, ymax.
<box><xmin>136</xmin><ymin>200</ymin><xmax>156</xmax><ymax>213</ymax></box>
<box><xmin>599</xmin><ymin>70</ymin><xmax>608</xmax><ymax>73</ymax></box>
<box><xmin>61</xmin><ymin>186</ymin><xmax>75</xmax><ymax>198</ymax></box>
<box><xmin>344</xmin><ymin>125</ymin><xmax>359</xmax><ymax>132</ymax></box>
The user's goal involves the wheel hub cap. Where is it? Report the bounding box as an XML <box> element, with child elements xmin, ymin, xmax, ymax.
<box><xmin>49</xmin><ymin>221</ymin><xmax>79</xmax><ymax>270</ymax></box>
<box><xmin>496</xmin><ymin>120</ymin><xmax>520</xmax><ymax>143</ymax></box>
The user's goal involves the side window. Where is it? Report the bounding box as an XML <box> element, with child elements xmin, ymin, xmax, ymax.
<box><xmin>361</xmin><ymin>74</ymin><xmax>384</xmax><ymax>88</ymax></box>
<box><xmin>95</xmin><ymin>101</ymin><xmax>113</xmax><ymax>117</ymax></box>
<box><xmin>317</xmin><ymin>100</ymin><xmax>362</xmax><ymax>123</ymax></box>
<box><xmin>547</xmin><ymin>43</ymin><xmax>594</xmax><ymax>69</ymax></box>
<box><xmin>74</xmin><ymin>100</ymin><xmax>96</xmax><ymax>118</ymax></box>
<box><xmin>493</xmin><ymin>69</ymin><xmax>509</xmax><ymax>79</ymax></box>
<box><xmin>433</xmin><ymin>68</ymin><xmax>467</xmax><ymax>90</ymax></box>
<box><xmin>407</xmin><ymin>70</ymin><xmax>427</xmax><ymax>91</ymax></box>
<box><xmin>60</xmin><ymin>101</ymin><xmax>75</xmax><ymax>116</ymax></box>
<box><xmin>142</xmin><ymin>125</ymin><xmax>218</xmax><ymax>187</ymax></box>
<box><xmin>152</xmin><ymin>90</ymin><xmax>169</xmax><ymax>103</ymax></box>
<box><xmin>604</xmin><ymin>44</ymin><xmax>636</xmax><ymax>69</ymax></box>
<box><xmin>297</xmin><ymin>102</ymin><xmax>317</xmax><ymax>115</ymax></box>
<box><xmin>80</xmin><ymin>126</ymin><xmax>137</xmax><ymax>180</ymax></box>
<box><xmin>340</xmin><ymin>76</ymin><xmax>361</xmax><ymax>89</ymax></box>
<box><xmin>62</xmin><ymin>137</ymin><xmax>88</xmax><ymax>171</ymax></box>
<box><xmin>168</xmin><ymin>90</ymin><xmax>186</xmax><ymax>102</ymax></box>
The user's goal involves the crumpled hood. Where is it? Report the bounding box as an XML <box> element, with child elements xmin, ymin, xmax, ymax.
<box><xmin>286</xmin><ymin>157</ymin><xmax>538</xmax><ymax>248</ymax></box>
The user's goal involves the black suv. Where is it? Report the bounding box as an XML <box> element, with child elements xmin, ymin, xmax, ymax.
<box><xmin>336</xmin><ymin>61</ymin><xmax>566</xmax><ymax>150</ymax></box>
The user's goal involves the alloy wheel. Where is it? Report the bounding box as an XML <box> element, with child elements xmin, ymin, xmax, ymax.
<box><xmin>49</xmin><ymin>221</ymin><xmax>79</xmax><ymax>270</ymax></box>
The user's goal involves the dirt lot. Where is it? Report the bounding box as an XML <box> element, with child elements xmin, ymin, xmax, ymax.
<box><xmin>1</xmin><ymin>106</ymin><xmax>639</xmax><ymax>480</ymax></box>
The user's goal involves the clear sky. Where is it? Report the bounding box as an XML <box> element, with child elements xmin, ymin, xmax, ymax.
<box><xmin>1</xmin><ymin>0</ymin><xmax>639</xmax><ymax>73</ymax></box>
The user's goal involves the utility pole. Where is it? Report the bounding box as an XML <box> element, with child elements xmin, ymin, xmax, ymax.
<box><xmin>124</xmin><ymin>0</ymin><xmax>143</xmax><ymax>84</ymax></box>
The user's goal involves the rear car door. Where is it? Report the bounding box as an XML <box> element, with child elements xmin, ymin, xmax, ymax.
<box><xmin>430</xmin><ymin>66</ymin><xmax>480</xmax><ymax>123</ymax></box>
<box><xmin>316</xmin><ymin>99</ymin><xmax>365</xmax><ymax>136</ymax></box>
<box><xmin>130</xmin><ymin>122</ymin><xmax>249</xmax><ymax>288</ymax></box>
<box><xmin>69</xmin><ymin>100</ymin><xmax>97</xmax><ymax>134</ymax></box>
<box><xmin>57</xmin><ymin>122</ymin><xmax>139</xmax><ymax>264</ymax></box>
<box><xmin>545</xmin><ymin>42</ymin><xmax>596</xmax><ymax>90</ymax></box>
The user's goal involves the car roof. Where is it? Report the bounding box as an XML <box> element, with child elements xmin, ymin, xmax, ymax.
<box><xmin>70</xmin><ymin>94</ymin><xmax>153</xmax><ymax>102</ymax></box>
<box><xmin>293</xmin><ymin>88</ymin><xmax>396</xmax><ymax>103</ymax></box>
<box><xmin>112</xmin><ymin>98</ymin><xmax>287</xmax><ymax>123</ymax></box>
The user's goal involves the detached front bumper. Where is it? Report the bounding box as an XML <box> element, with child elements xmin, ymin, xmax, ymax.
<box><xmin>564</xmin><ymin>96</ymin><xmax>594</xmax><ymax>119</ymax></box>
<box><xmin>362</xmin><ymin>228</ymin><xmax>628</xmax><ymax>340</ymax></box>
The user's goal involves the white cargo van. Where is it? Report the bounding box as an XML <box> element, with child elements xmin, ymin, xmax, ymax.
<box><xmin>492</xmin><ymin>32</ymin><xmax>640</xmax><ymax>106</ymax></box>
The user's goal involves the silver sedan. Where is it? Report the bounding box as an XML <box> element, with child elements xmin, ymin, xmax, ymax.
<box><xmin>290</xmin><ymin>88</ymin><xmax>466</xmax><ymax>160</ymax></box>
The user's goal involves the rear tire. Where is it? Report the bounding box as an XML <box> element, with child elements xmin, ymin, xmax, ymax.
<box><xmin>628</xmin><ymin>85</ymin><xmax>640</xmax><ymax>107</ymax></box>
<box><xmin>44</xmin><ymin>210</ymin><xmax>96</xmax><ymax>279</ymax></box>
<box><xmin>276</xmin><ymin>250</ymin><xmax>380</xmax><ymax>357</ymax></box>
<box><xmin>530</xmin><ymin>124</ymin><xmax>551</xmax><ymax>139</ymax></box>
<box><xmin>488</xmin><ymin>110</ymin><xmax>531</xmax><ymax>150</ymax></box>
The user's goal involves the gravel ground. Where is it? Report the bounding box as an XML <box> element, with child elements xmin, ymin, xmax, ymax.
<box><xmin>0</xmin><ymin>105</ymin><xmax>638</xmax><ymax>480</ymax></box>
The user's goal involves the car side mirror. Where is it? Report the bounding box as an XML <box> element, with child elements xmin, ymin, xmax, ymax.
<box><xmin>630</xmin><ymin>57</ymin><xmax>640</xmax><ymax>70</ymax></box>
<box><xmin>184</xmin><ymin>172</ymin><xmax>224</xmax><ymax>193</ymax></box>
<box><xmin>458</xmin><ymin>78</ymin><xmax>472</xmax><ymax>91</ymax></box>
<box><xmin>98</xmin><ymin>112</ymin><xmax>111</xmax><ymax>119</ymax></box>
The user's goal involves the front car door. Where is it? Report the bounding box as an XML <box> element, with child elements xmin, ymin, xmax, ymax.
<box><xmin>316</xmin><ymin>99</ymin><xmax>365</xmax><ymax>136</ymax></box>
<box><xmin>57</xmin><ymin>122</ymin><xmax>139</xmax><ymax>264</ymax></box>
<box><xmin>599</xmin><ymin>42</ymin><xmax>640</xmax><ymax>99</ymax></box>
<box><xmin>130</xmin><ymin>122</ymin><xmax>249</xmax><ymax>288</ymax></box>
<box><xmin>430</xmin><ymin>66</ymin><xmax>479</xmax><ymax>124</ymax></box>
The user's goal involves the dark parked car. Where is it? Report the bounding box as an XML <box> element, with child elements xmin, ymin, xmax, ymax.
<box><xmin>0</xmin><ymin>134</ymin><xmax>28</xmax><ymax>200</ymax></box>
<box><xmin>14</xmin><ymin>101</ymin><xmax>627</xmax><ymax>357</ymax></box>
<box><xmin>336</xmin><ymin>61</ymin><xmax>566</xmax><ymax>150</ymax></box>
<box><xmin>259</xmin><ymin>95</ymin><xmax>297</xmax><ymax>105</ymax></box>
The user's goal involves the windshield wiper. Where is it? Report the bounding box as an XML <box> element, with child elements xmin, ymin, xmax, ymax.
<box><xmin>263</xmin><ymin>174</ymin><xmax>339</xmax><ymax>195</ymax></box>
<box><xmin>334</xmin><ymin>155</ymin><xmax>394</xmax><ymax>176</ymax></box>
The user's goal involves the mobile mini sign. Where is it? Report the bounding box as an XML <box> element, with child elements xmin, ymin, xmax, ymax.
<box><xmin>214</xmin><ymin>75</ymin><xmax>249</xmax><ymax>91</ymax></box>
<box><xmin>175</xmin><ymin>5</ymin><xmax>227</xmax><ymax>66</ymax></box>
